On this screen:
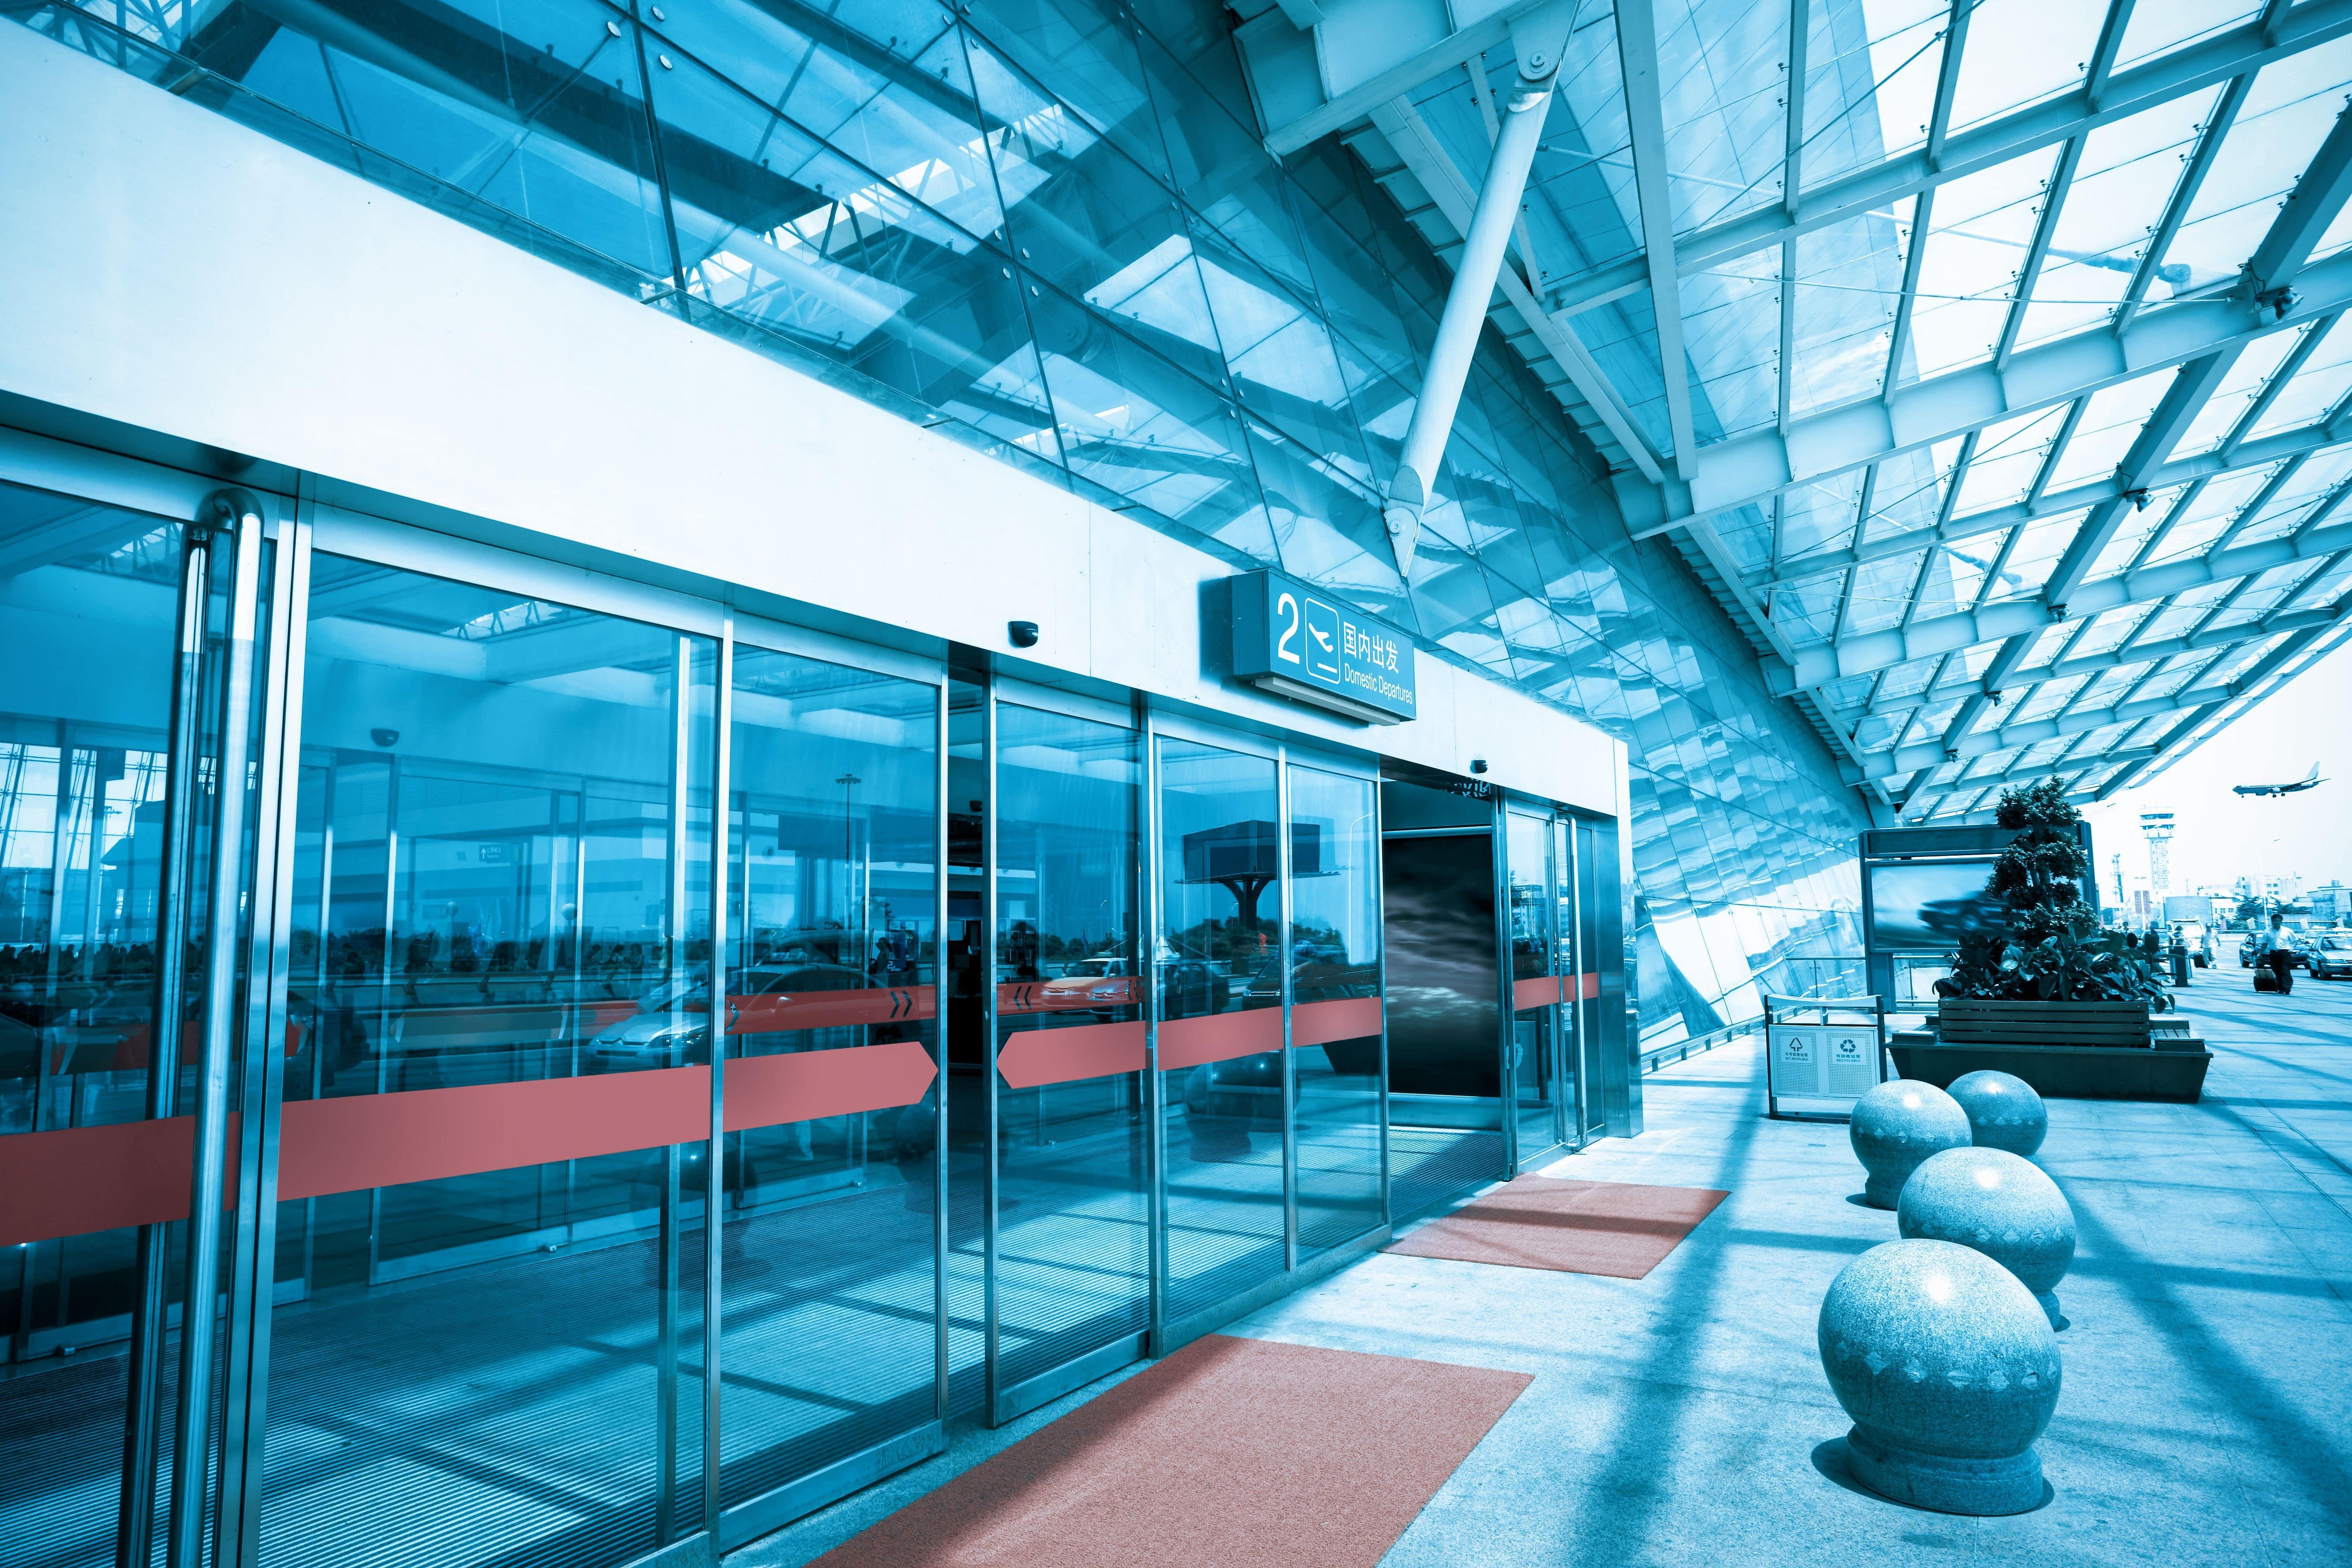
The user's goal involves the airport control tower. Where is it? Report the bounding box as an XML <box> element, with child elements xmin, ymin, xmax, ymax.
<box><xmin>2140</xmin><ymin>813</ymin><xmax>2176</xmax><ymax>901</ymax></box>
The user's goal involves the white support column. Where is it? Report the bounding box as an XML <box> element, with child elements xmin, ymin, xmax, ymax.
<box><xmin>1383</xmin><ymin>5</ymin><xmax>1575</xmax><ymax>577</ymax></box>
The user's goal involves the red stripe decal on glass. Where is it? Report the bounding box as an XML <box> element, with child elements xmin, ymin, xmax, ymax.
<box><xmin>1293</xmin><ymin>997</ymin><xmax>1382</xmax><ymax>1046</ymax></box>
<box><xmin>276</xmin><ymin>1071</ymin><xmax>710</xmax><ymax>1200</ymax></box>
<box><xmin>995</xmin><ymin>1021</ymin><xmax>1148</xmax><ymax>1088</ymax></box>
<box><xmin>0</xmin><ymin>1040</ymin><xmax>945</xmax><ymax>1246</ymax></box>
<box><xmin>1580</xmin><ymin>971</ymin><xmax>1600</xmax><ymax>1000</ymax></box>
<box><xmin>1512</xmin><ymin>976</ymin><xmax>1569</xmax><ymax>1010</ymax></box>
<box><xmin>0</xmin><ymin>1115</ymin><xmax>201</xmax><ymax>1248</ymax></box>
<box><xmin>1158</xmin><ymin>1008</ymin><xmax>1282</xmax><ymax>1071</ymax></box>
<box><xmin>725</xmin><ymin>1040</ymin><xmax>938</xmax><ymax>1129</ymax></box>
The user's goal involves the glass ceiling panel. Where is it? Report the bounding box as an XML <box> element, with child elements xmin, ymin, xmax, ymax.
<box><xmin>2173</xmin><ymin>322</ymin><xmax>2317</xmax><ymax>455</ymax></box>
<box><xmin>2229</xmin><ymin>446</ymin><xmax>2352</xmax><ymax>547</ymax></box>
<box><xmin>2246</xmin><ymin>321</ymin><xmax>2352</xmax><ymax>442</ymax></box>
<box><xmin>1778</xmin><ymin>203</ymin><xmax>1916</xmax><ymax>419</ymax></box>
<box><xmin>2041</xmin><ymin>369</ymin><xmax>2173</xmax><ymax>491</ymax></box>
<box><xmin>1545</xmin><ymin>5</ymin><xmax>1642</xmax><ymax>273</ymax></box>
<box><xmin>1807</xmin><ymin>0</ymin><xmax>1949</xmax><ymax>186</ymax></box>
<box><xmin>1994</xmin><ymin>510</ymin><xmax>2091</xmax><ymax>602</ymax></box>
<box><xmin>1846</xmin><ymin>548</ymin><xmax>1936</xmax><ymax>635</ymax></box>
<box><xmin>2015</xmin><ymin>89</ymin><xmax>2220</xmax><ymax>350</ymax></box>
<box><xmin>1903</xmin><ymin>147</ymin><xmax>2061</xmax><ymax>381</ymax></box>
<box><xmin>1944</xmin><ymin>0</ymin><xmax>2102</xmax><ymax>138</ymax></box>
<box><xmin>1777</xmin><ymin>469</ymin><xmax>1869</xmax><ymax>564</ymax></box>
<box><xmin>1949</xmin><ymin>404</ymin><xmax>2070</xmax><ymax>514</ymax></box>
<box><xmin>1685</xmin><ymin>268</ymin><xmax>1783</xmax><ymax>439</ymax></box>
<box><xmin>1657</xmin><ymin>0</ymin><xmax>1792</xmax><ymax>231</ymax></box>
<box><xmin>2158</xmin><ymin>39</ymin><xmax>2352</xmax><ymax>293</ymax></box>
<box><xmin>2143</xmin><ymin>466</ymin><xmax>2278</xmax><ymax>566</ymax></box>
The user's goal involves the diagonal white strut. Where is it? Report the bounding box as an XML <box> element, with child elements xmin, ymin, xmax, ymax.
<box><xmin>1383</xmin><ymin>8</ymin><xmax>1571</xmax><ymax>579</ymax></box>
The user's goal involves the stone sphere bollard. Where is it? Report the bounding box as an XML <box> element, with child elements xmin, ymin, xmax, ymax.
<box><xmin>1945</xmin><ymin>1069</ymin><xmax>2048</xmax><ymax>1158</ymax></box>
<box><xmin>1897</xmin><ymin>1147</ymin><xmax>2076</xmax><ymax>1330</ymax></box>
<box><xmin>1818</xmin><ymin>1239</ymin><xmax>2061</xmax><ymax>1515</ymax></box>
<box><xmin>1850</xmin><ymin>1080</ymin><xmax>1972</xmax><ymax>1209</ymax></box>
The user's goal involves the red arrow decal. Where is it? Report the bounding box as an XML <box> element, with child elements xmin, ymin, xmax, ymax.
<box><xmin>996</xmin><ymin>1021</ymin><xmax>1147</xmax><ymax>1088</ymax></box>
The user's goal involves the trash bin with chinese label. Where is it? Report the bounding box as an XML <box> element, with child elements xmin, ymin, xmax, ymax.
<box><xmin>1764</xmin><ymin>995</ymin><xmax>1890</xmax><ymax>1121</ymax></box>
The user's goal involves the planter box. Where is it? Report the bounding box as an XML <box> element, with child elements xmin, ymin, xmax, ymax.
<box><xmin>1888</xmin><ymin>1038</ymin><xmax>2210</xmax><ymax>1102</ymax></box>
<box><xmin>1893</xmin><ymin>998</ymin><xmax>2209</xmax><ymax>1101</ymax></box>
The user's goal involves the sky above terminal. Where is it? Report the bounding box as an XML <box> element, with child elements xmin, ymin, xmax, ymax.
<box><xmin>2084</xmin><ymin>638</ymin><xmax>2352</xmax><ymax>899</ymax></box>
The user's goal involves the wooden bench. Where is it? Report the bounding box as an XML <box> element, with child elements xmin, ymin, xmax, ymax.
<box><xmin>1938</xmin><ymin>998</ymin><xmax>2152</xmax><ymax>1048</ymax></box>
<box><xmin>1887</xmin><ymin>998</ymin><xmax>2210</xmax><ymax>1102</ymax></box>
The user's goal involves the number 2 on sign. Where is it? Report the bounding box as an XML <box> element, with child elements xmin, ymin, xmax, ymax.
<box><xmin>1276</xmin><ymin>591</ymin><xmax>1301</xmax><ymax>665</ymax></box>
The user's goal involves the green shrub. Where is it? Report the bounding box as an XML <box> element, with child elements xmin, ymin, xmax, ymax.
<box><xmin>1941</xmin><ymin>779</ymin><xmax>2171</xmax><ymax>1008</ymax></box>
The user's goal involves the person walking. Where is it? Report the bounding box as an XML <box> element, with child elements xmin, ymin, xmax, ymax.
<box><xmin>2254</xmin><ymin>913</ymin><xmax>2297</xmax><ymax>996</ymax></box>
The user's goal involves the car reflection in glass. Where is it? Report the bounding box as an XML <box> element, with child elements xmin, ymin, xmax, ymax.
<box><xmin>587</xmin><ymin>962</ymin><xmax>871</xmax><ymax>1072</ymax></box>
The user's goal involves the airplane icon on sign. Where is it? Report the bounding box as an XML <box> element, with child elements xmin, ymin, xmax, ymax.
<box><xmin>1302</xmin><ymin>597</ymin><xmax>1342</xmax><ymax>682</ymax></box>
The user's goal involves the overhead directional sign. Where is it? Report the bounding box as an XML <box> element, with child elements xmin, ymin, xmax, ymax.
<box><xmin>1229</xmin><ymin>569</ymin><xmax>1417</xmax><ymax>724</ymax></box>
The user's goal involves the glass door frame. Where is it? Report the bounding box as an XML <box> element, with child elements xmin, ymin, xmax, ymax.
<box><xmin>1500</xmin><ymin>798</ymin><xmax>1567</xmax><ymax>1173</ymax></box>
<box><xmin>979</xmin><ymin>674</ymin><xmax>1150</xmax><ymax>1428</ymax></box>
<box><xmin>1141</xmin><ymin>710</ymin><xmax>1386</xmax><ymax>1357</ymax></box>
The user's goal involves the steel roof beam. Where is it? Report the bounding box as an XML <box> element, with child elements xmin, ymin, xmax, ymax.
<box><xmin>1771</xmin><ymin>514</ymin><xmax>2352</xmax><ymax>690</ymax></box>
<box><xmin>1842</xmin><ymin>636</ymin><xmax>2321</xmax><ymax>780</ymax></box>
<box><xmin>1540</xmin><ymin>0</ymin><xmax>2352</xmax><ymax>315</ymax></box>
<box><xmin>1614</xmin><ymin>0</ymin><xmax>1700</xmax><ymax>478</ymax></box>
<box><xmin>1746</xmin><ymin>417</ymin><xmax>2348</xmax><ymax>589</ymax></box>
<box><xmin>1624</xmin><ymin>248</ymin><xmax>2352</xmax><ymax>540</ymax></box>
<box><xmin>1367</xmin><ymin>94</ymin><xmax>1668</xmax><ymax>483</ymax></box>
<box><xmin>1826</xmin><ymin>600</ymin><xmax>2330</xmax><ymax>726</ymax></box>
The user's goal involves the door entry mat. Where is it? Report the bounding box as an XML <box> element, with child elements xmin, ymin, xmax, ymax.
<box><xmin>1383</xmin><ymin>1175</ymin><xmax>1730</xmax><ymax>1278</ymax></box>
<box><xmin>810</xmin><ymin>1334</ymin><xmax>1530</xmax><ymax>1568</ymax></box>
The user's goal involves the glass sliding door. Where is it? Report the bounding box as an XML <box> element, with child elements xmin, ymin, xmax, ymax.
<box><xmin>1505</xmin><ymin>809</ymin><xmax>1561</xmax><ymax>1168</ymax></box>
<box><xmin>1287</xmin><ymin>766</ymin><xmax>1381</xmax><ymax>1255</ymax></box>
<box><xmin>987</xmin><ymin>698</ymin><xmax>1146</xmax><ymax>1419</ymax></box>
<box><xmin>1575</xmin><ymin>818</ymin><xmax>1610</xmax><ymax>1140</ymax></box>
<box><xmin>1155</xmin><ymin>736</ymin><xmax>1283</xmax><ymax>1322</ymax></box>
<box><xmin>0</xmin><ymin>482</ymin><xmax>261</xmax><ymax>1568</ymax></box>
<box><xmin>268</xmin><ymin>557</ymin><xmax>714</xmax><ymax>1568</ymax></box>
<box><xmin>719</xmin><ymin>643</ymin><xmax>942</xmax><ymax>1525</ymax></box>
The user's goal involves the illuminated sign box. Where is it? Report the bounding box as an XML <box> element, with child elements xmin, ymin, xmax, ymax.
<box><xmin>1229</xmin><ymin>570</ymin><xmax>1417</xmax><ymax>725</ymax></box>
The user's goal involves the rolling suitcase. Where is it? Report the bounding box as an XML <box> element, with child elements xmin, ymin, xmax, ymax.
<box><xmin>2254</xmin><ymin>965</ymin><xmax>2280</xmax><ymax>993</ymax></box>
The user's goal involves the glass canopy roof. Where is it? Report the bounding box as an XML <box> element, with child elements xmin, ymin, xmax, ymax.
<box><xmin>1238</xmin><ymin>0</ymin><xmax>2352</xmax><ymax>822</ymax></box>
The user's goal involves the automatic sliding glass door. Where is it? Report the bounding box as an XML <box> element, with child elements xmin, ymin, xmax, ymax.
<box><xmin>1155</xmin><ymin>737</ymin><xmax>1284</xmax><ymax>1322</ymax></box>
<box><xmin>268</xmin><ymin>557</ymin><xmax>715</xmax><ymax>1568</ymax></box>
<box><xmin>1505</xmin><ymin>810</ymin><xmax>1562</xmax><ymax>1168</ymax></box>
<box><xmin>718</xmin><ymin>643</ymin><xmax>943</xmax><ymax>1525</ymax></box>
<box><xmin>0</xmin><ymin>480</ymin><xmax>261</xmax><ymax>1567</ymax></box>
<box><xmin>986</xmin><ymin>698</ymin><xmax>1146</xmax><ymax>1420</ymax></box>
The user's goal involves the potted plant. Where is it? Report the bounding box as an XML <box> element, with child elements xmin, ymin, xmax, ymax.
<box><xmin>1889</xmin><ymin>780</ymin><xmax>2210</xmax><ymax>1101</ymax></box>
<box><xmin>1938</xmin><ymin>779</ymin><xmax>2172</xmax><ymax>1009</ymax></box>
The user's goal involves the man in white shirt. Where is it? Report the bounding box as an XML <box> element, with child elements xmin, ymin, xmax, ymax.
<box><xmin>2253</xmin><ymin>914</ymin><xmax>2298</xmax><ymax>996</ymax></box>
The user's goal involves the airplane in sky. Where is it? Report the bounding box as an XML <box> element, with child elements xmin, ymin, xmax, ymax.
<box><xmin>2233</xmin><ymin>764</ymin><xmax>2327</xmax><ymax>797</ymax></box>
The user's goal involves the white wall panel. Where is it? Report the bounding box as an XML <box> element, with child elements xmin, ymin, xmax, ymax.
<box><xmin>0</xmin><ymin>22</ymin><xmax>1620</xmax><ymax>816</ymax></box>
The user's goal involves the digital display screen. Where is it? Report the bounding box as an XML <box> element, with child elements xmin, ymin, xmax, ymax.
<box><xmin>1869</xmin><ymin>860</ymin><xmax>2003</xmax><ymax>951</ymax></box>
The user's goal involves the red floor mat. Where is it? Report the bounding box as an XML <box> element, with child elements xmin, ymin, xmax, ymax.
<box><xmin>811</xmin><ymin>1334</ymin><xmax>1530</xmax><ymax>1568</ymax></box>
<box><xmin>1383</xmin><ymin>1175</ymin><xmax>1729</xmax><ymax>1278</ymax></box>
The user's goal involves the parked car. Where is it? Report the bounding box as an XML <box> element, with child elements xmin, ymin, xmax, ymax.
<box><xmin>2307</xmin><ymin>931</ymin><xmax>2352</xmax><ymax>981</ymax></box>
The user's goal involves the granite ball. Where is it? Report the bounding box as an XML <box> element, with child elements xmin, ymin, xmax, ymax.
<box><xmin>1818</xmin><ymin>1238</ymin><xmax>2062</xmax><ymax>1515</ymax></box>
<box><xmin>1850</xmin><ymin>1080</ymin><xmax>1973</xmax><ymax>1209</ymax></box>
<box><xmin>1946</xmin><ymin>1070</ymin><xmax>2048</xmax><ymax>1158</ymax></box>
<box><xmin>1898</xmin><ymin>1147</ymin><xmax>2076</xmax><ymax>1330</ymax></box>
